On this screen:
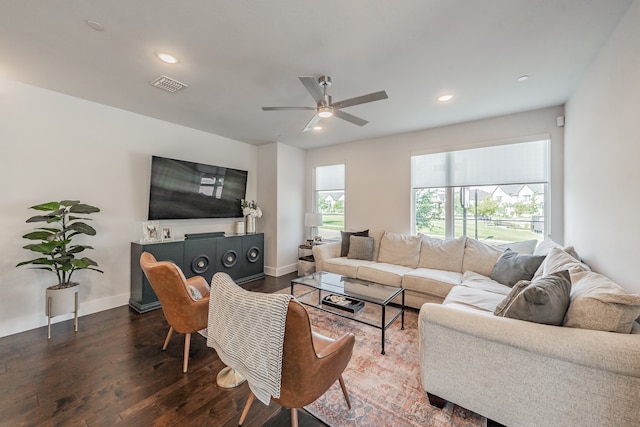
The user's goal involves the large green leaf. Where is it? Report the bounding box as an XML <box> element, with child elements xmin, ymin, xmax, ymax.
<box><xmin>67</xmin><ymin>245</ymin><xmax>93</xmax><ymax>254</ymax></box>
<box><xmin>69</xmin><ymin>204</ymin><xmax>100</xmax><ymax>214</ymax></box>
<box><xmin>16</xmin><ymin>258</ymin><xmax>54</xmax><ymax>267</ymax></box>
<box><xmin>68</xmin><ymin>216</ymin><xmax>93</xmax><ymax>222</ymax></box>
<box><xmin>22</xmin><ymin>231</ymin><xmax>55</xmax><ymax>240</ymax></box>
<box><xmin>60</xmin><ymin>200</ymin><xmax>80</xmax><ymax>207</ymax></box>
<box><xmin>30</xmin><ymin>201</ymin><xmax>60</xmax><ymax>211</ymax></box>
<box><xmin>66</xmin><ymin>222</ymin><xmax>96</xmax><ymax>235</ymax></box>
<box><xmin>26</xmin><ymin>215</ymin><xmax>56</xmax><ymax>223</ymax></box>
<box><xmin>71</xmin><ymin>257</ymin><xmax>101</xmax><ymax>269</ymax></box>
<box><xmin>23</xmin><ymin>240</ymin><xmax>67</xmax><ymax>254</ymax></box>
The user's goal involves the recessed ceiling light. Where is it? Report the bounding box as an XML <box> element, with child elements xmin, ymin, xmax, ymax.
<box><xmin>85</xmin><ymin>20</ymin><xmax>104</xmax><ymax>31</ymax></box>
<box><xmin>437</xmin><ymin>94</ymin><xmax>454</xmax><ymax>102</ymax></box>
<box><xmin>156</xmin><ymin>52</ymin><xmax>179</xmax><ymax>64</ymax></box>
<box><xmin>312</xmin><ymin>126</ymin><xmax>323</xmax><ymax>131</ymax></box>
<box><xmin>517</xmin><ymin>75</ymin><xmax>529</xmax><ymax>82</ymax></box>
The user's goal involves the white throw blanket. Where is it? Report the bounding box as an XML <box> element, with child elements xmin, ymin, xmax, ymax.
<box><xmin>207</xmin><ymin>272</ymin><xmax>292</xmax><ymax>405</ymax></box>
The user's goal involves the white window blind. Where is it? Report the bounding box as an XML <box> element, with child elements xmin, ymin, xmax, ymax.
<box><xmin>315</xmin><ymin>164</ymin><xmax>345</xmax><ymax>191</ymax></box>
<box><xmin>412</xmin><ymin>139</ymin><xmax>549</xmax><ymax>188</ymax></box>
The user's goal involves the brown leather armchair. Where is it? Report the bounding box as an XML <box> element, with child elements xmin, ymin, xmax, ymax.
<box><xmin>238</xmin><ymin>299</ymin><xmax>355</xmax><ymax>427</ymax></box>
<box><xmin>139</xmin><ymin>252</ymin><xmax>210</xmax><ymax>373</ymax></box>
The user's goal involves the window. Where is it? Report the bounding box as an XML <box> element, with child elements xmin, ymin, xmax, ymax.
<box><xmin>412</xmin><ymin>140</ymin><xmax>549</xmax><ymax>245</ymax></box>
<box><xmin>315</xmin><ymin>164</ymin><xmax>345</xmax><ymax>239</ymax></box>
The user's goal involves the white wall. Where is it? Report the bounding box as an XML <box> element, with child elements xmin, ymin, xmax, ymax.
<box><xmin>257</xmin><ymin>142</ymin><xmax>306</xmax><ymax>276</ymax></box>
<box><xmin>0</xmin><ymin>78</ymin><xmax>258</xmax><ymax>337</ymax></box>
<box><xmin>306</xmin><ymin>106</ymin><xmax>565</xmax><ymax>240</ymax></box>
<box><xmin>564</xmin><ymin>0</ymin><xmax>640</xmax><ymax>293</ymax></box>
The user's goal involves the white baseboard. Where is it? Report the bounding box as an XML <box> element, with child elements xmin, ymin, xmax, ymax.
<box><xmin>264</xmin><ymin>263</ymin><xmax>297</xmax><ymax>277</ymax></box>
<box><xmin>0</xmin><ymin>292</ymin><xmax>130</xmax><ymax>338</ymax></box>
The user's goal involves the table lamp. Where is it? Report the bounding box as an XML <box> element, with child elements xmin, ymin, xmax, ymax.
<box><xmin>304</xmin><ymin>212</ymin><xmax>323</xmax><ymax>241</ymax></box>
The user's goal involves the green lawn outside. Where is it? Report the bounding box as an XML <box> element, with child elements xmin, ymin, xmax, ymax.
<box><xmin>318</xmin><ymin>213</ymin><xmax>540</xmax><ymax>245</ymax></box>
<box><xmin>422</xmin><ymin>219</ymin><xmax>542</xmax><ymax>244</ymax></box>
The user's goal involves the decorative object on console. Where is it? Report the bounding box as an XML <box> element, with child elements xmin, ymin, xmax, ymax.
<box><xmin>241</xmin><ymin>199</ymin><xmax>262</xmax><ymax>234</ymax></box>
<box><xmin>304</xmin><ymin>212</ymin><xmax>323</xmax><ymax>240</ymax></box>
<box><xmin>142</xmin><ymin>221</ymin><xmax>160</xmax><ymax>242</ymax></box>
<box><xmin>161</xmin><ymin>226</ymin><xmax>173</xmax><ymax>241</ymax></box>
<box><xmin>16</xmin><ymin>200</ymin><xmax>103</xmax><ymax>339</ymax></box>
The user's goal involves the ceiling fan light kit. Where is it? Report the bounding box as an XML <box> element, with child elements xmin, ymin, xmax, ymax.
<box><xmin>262</xmin><ymin>75</ymin><xmax>388</xmax><ymax>132</ymax></box>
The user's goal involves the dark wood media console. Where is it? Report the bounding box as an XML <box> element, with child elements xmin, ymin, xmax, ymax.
<box><xmin>129</xmin><ymin>233</ymin><xmax>264</xmax><ymax>313</ymax></box>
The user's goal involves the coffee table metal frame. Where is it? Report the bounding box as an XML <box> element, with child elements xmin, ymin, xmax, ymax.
<box><xmin>291</xmin><ymin>271</ymin><xmax>404</xmax><ymax>355</ymax></box>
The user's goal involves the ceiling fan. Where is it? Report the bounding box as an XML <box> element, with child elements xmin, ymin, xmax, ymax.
<box><xmin>262</xmin><ymin>75</ymin><xmax>388</xmax><ymax>131</ymax></box>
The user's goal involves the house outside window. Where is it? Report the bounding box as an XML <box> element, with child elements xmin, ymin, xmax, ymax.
<box><xmin>314</xmin><ymin>164</ymin><xmax>345</xmax><ymax>240</ymax></box>
<box><xmin>412</xmin><ymin>139</ymin><xmax>549</xmax><ymax>245</ymax></box>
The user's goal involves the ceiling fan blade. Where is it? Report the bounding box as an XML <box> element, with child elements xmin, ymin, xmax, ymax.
<box><xmin>299</xmin><ymin>76</ymin><xmax>325</xmax><ymax>104</ymax></box>
<box><xmin>303</xmin><ymin>114</ymin><xmax>322</xmax><ymax>132</ymax></box>
<box><xmin>332</xmin><ymin>90</ymin><xmax>388</xmax><ymax>109</ymax></box>
<box><xmin>334</xmin><ymin>110</ymin><xmax>368</xmax><ymax>127</ymax></box>
<box><xmin>262</xmin><ymin>106</ymin><xmax>315</xmax><ymax>111</ymax></box>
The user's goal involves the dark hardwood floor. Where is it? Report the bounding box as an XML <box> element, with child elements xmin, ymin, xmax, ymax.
<box><xmin>0</xmin><ymin>272</ymin><xmax>326</xmax><ymax>426</ymax></box>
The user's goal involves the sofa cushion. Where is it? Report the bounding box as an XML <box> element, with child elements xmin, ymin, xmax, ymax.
<box><xmin>532</xmin><ymin>237</ymin><xmax>562</xmax><ymax>256</ymax></box>
<box><xmin>495</xmin><ymin>239</ymin><xmax>538</xmax><ymax>255</ymax></box>
<box><xmin>443</xmin><ymin>284</ymin><xmax>508</xmax><ymax>312</ymax></box>
<box><xmin>402</xmin><ymin>268</ymin><xmax>462</xmax><ymax>300</ymax></box>
<box><xmin>460</xmin><ymin>271</ymin><xmax>512</xmax><ymax>296</ymax></box>
<box><xmin>347</xmin><ymin>236</ymin><xmax>375</xmax><ymax>261</ymax></box>
<box><xmin>563</xmin><ymin>271</ymin><xmax>640</xmax><ymax>333</ymax></box>
<box><xmin>356</xmin><ymin>262</ymin><xmax>414</xmax><ymax>287</ymax></box>
<box><xmin>323</xmin><ymin>257</ymin><xmax>374</xmax><ymax>278</ymax></box>
<box><xmin>377</xmin><ymin>232</ymin><xmax>422</xmax><ymax>269</ymax></box>
<box><xmin>496</xmin><ymin>270</ymin><xmax>572</xmax><ymax>326</ymax></box>
<box><xmin>462</xmin><ymin>238</ymin><xmax>504</xmax><ymax>277</ymax></box>
<box><xmin>490</xmin><ymin>249</ymin><xmax>545</xmax><ymax>287</ymax></box>
<box><xmin>369</xmin><ymin>230</ymin><xmax>385</xmax><ymax>262</ymax></box>
<box><xmin>340</xmin><ymin>229</ymin><xmax>369</xmax><ymax>257</ymax></box>
<box><xmin>418</xmin><ymin>236</ymin><xmax>465</xmax><ymax>273</ymax></box>
<box><xmin>534</xmin><ymin>247</ymin><xmax>590</xmax><ymax>280</ymax></box>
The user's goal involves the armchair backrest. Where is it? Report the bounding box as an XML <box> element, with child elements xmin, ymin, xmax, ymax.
<box><xmin>276</xmin><ymin>299</ymin><xmax>351</xmax><ymax>408</ymax></box>
<box><xmin>139</xmin><ymin>252</ymin><xmax>208</xmax><ymax>333</ymax></box>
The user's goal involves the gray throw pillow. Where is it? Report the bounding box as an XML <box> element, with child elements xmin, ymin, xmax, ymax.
<box><xmin>490</xmin><ymin>249</ymin><xmax>546</xmax><ymax>287</ymax></box>
<box><xmin>494</xmin><ymin>280</ymin><xmax>531</xmax><ymax>316</ymax></box>
<box><xmin>496</xmin><ymin>270</ymin><xmax>572</xmax><ymax>326</ymax></box>
<box><xmin>347</xmin><ymin>236</ymin><xmax>375</xmax><ymax>261</ymax></box>
<box><xmin>340</xmin><ymin>229</ymin><xmax>369</xmax><ymax>257</ymax></box>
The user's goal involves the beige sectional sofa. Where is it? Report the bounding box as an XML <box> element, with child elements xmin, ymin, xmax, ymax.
<box><xmin>313</xmin><ymin>230</ymin><xmax>640</xmax><ymax>426</ymax></box>
<box><xmin>312</xmin><ymin>230</ymin><xmax>537</xmax><ymax>309</ymax></box>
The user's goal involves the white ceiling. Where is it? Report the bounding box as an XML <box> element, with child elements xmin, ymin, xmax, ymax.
<box><xmin>0</xmin><ymin>0</ymin><xmax>633</xmax><ymax>149</ymax></box>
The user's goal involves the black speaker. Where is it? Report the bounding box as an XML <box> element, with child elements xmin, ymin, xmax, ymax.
<box><xmin>242</xmin><ymin>233</ymin><xmax>264</xmax><ymax>279</ymax></box>
<box><xmin>184</xmin><ymin>236</ymin><xmax>221</xmax><ymax>284</ymax></box>
<box><xmin>216</xmin><ymin>235</ymin><xmax>244</xmax><ymax>280</ymax></box>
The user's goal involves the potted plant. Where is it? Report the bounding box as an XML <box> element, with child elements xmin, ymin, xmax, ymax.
<box><xmin>16</xmin><ymin>200</ymin><xmax>103</xmax><ymax>337</ymax></box>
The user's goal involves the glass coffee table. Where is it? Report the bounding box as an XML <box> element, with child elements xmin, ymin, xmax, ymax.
<box><xmin>291</xmin><ymin>271</ymin><xmax>404</xmax><ymax>355</ymax></box>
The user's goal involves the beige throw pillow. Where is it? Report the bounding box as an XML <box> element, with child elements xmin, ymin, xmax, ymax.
<box><xmin>347</xmin><ymin>236</ymin><xmax>375</xmax><ymax>261</ymax></box>
<box><xmin>462</xmin><ymin>238</ymin><xmax>504</xmax><ymax>277</ymax></box>
<box><xmin>495</xmin><ymin>239</ymin><xmax>538</xmax><ymax>255</ymax></box>
<box><xmin>377</xmin><ymin>232</ymin><xmax>422</xmax><ymax>268</ymax></box>
<box><xmin>418</xmin><ymin>236</ymin><xmax>465</xmax><ymax>273</ymax></box>
<box><xmin>563</xmin><ymin>271</ymin><xmax>640</xmax><ymax>333</ymax></box>
<box><xmin>537</xmin><ymin>247</ymin><xmax>590</xmax><ymax>279</ymax></box>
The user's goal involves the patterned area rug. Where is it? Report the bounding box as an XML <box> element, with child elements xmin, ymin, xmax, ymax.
<box><xmin>298</xmin><ymin>300</ymin><xmax>486</xmax><ymax>427</ymax></box>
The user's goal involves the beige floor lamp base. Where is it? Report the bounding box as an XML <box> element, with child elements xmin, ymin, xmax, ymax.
<box><xmin>217</xmin><ymin>366</ymin><xmax>246</xmax><ymax>388</ymax></box>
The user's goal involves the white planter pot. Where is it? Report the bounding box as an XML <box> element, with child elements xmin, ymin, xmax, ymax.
<box><xmin>45</xmin><ymin>282</ymin><xmax>79</xmax><ymax>339</ymax></box>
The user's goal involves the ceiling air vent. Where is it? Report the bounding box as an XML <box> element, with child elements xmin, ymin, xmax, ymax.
<box><xmin>150</xmin><ymin>75</ymin><xmax>188</xmax><ymax>93</ymax></box>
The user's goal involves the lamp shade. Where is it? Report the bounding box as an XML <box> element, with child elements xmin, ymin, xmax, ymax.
<box><xmin>304</xmin><ymin>212</ymin><xmax>323</xmax><ymax>227</ymax></box>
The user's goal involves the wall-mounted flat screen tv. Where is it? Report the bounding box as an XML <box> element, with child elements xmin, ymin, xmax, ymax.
<box><xmin>148</xmin><ymin>155</ymin><xmax>248</xmax><ymax>220</ymax></box>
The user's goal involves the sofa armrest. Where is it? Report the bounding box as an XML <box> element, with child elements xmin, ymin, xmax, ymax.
<box><xmin>312</xmin><ymin>242</ymin><xmax>342</xmax><ymax>271</ymax></box>
<box><xmin>419</xmin><ymin>303</ymin><xmax>640</xmax><ymax>377</ymax></box>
